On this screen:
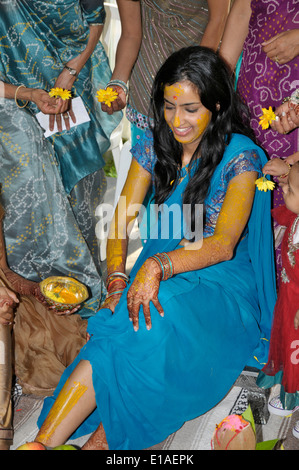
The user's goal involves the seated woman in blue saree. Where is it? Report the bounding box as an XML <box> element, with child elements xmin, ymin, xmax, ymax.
<box><xmin>0</xmin><ymin>0</ymin><xmax>141</xmax><ymax>318</ymax></box>
<box><xmin>34</xmin><ymin>47</ymin><xmax>276</xmax><ymax>450</ymax></box>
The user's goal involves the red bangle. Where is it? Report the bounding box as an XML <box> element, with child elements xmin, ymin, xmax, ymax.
<box><xmin>107</xmin><ymin>277</ymin><xmax>127</xmax><ymax>292</ymax></box>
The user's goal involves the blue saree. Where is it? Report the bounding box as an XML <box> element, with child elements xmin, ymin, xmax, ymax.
<box><xmin>38</xmin><ymin>133</ymin><xmax>276</xmax><ymax>449</ymax></box>
<box><xmin>0</xmin><ymin>1</ymin><xmax>121</xmax><ymax>316</ymax></box>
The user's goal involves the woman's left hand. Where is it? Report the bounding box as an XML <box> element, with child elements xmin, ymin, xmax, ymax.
<box><xmin>49</xmin><ymin>68</ymin><xmax>77</xmax><ymax>131</ymax></box>
<box><xmin>262</xmin><ymin>29</ymin><xmax>299</xmax><ymax>65</ymax></box>
<box><xmin>127</xmin><ymin>258</ymin><xmax>164</xmax><ymax>331</ymax></box>
<box><xmin>262</xmin><ymin>157</ymin><xmax>289</xmax><ymax>177</ymax></box>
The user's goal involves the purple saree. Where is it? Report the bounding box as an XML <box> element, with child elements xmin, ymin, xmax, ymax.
<box><xmin>237</xmin><ymin>0</ymin><xmax>299</xmax><ymax>276</ymax></box>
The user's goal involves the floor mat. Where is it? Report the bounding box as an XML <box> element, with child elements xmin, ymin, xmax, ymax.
<box><xmin>11</xmin><ymin>385</ymin><xmax>299</xmax><ymax>450</ymax></box>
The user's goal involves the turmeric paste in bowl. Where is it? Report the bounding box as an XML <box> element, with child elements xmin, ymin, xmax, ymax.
<box><xmin>40</xmin><ymin>276</ymin><xmax>89</xmax><ymax>312</ymax></box>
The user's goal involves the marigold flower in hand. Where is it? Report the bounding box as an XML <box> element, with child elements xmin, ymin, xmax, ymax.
<box><xmin>255</xmin><ymin>175</ymin><xmax>275</xmax><ymax>192</ymax></box>
<box><xmin>259</xmin><ymin>106</ymin><xmax>276</xmax><ymax>130</ymax></box>
<box><xmin>96</xmin><ymin>87</ymin><xmax>118</xmax><ymax>107</ymax></box>
<box><xmin>49</xmin><ymin>88</ymin><xmax>72</xmax><ymax>100</ymax></box>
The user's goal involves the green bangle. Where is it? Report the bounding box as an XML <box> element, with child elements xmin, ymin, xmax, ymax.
<box><xmin>106</xmin><ymin>290</ymin><xmax>124</xmax><ymax>298</ymax></box>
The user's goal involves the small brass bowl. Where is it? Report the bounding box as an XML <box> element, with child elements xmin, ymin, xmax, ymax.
<box><xmin>40</xmin><ymin>276</ymin><xmax>89</xmax><ymax>312</ymax></box>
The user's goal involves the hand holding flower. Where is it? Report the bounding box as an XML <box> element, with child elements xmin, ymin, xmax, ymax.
<box><xmin>255</xmin><ymin>174</ymin><xmax>275</xmax><ymax>192</ymax></box>
<box><xmin>270</xmin><ymin>101</ymin><xmax>299</xmax><ymax>135</ymax></box>
<box><xmin>98</xmin><ymin>85</ymin><xmax>127</xmax><ymax>115</ymax></box>
<box><xmin>30</xmin><ymin>89</ymin><xmax>59</xmax><ymax>114</ymax></box>
<box><xmin>263</xmin><ymin>158</ymin><xmax>291</xmax><ymax>178</ymax></box>
<box><xmin>48</xmin><ymin>67</ymin><xmax>77</xmax><ymax>131</ymax></box>
<box><xmin>259</xmin><ymin>106</ymin><xmax>276</xmax><ymax>130</ymax></box>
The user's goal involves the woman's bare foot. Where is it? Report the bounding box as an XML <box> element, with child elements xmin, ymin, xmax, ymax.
<box><xmin>81</xmin><ymin>423</ymin><xmax>109</xmax><ymax>450</ymax></box>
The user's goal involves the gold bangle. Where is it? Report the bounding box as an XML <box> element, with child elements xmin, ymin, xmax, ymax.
<box><xmin>14</xmin><ymin>84</ymin><xmax>29</xmax><ymax>109</ymax></box>
<box><xmin>280</xmin><ymin>161</ymin><xmax>291</xmax><ymax>178</ymax></box>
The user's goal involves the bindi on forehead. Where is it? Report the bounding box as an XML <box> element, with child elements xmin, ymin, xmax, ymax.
<box><xmin>164</xmin><ymin>84</ymin><xmax>185</xmax><ymax>99</ymax></box>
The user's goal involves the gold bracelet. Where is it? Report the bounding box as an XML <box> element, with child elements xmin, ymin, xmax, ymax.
<box><xmin>280</xmin><ymin>161</ymin><xmax>291</xmax><ymax>178</ymax></box>
<box><xmin>14</xmin><ymin>84</ymin><xmax>29</xmax><ymax>109</ymax></box>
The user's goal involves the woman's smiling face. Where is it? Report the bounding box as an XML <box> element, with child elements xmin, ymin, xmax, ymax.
<box><xmin>164</xmin><ymin>80</ymin><xmax>212</xmax><ymax>150</ymax></box>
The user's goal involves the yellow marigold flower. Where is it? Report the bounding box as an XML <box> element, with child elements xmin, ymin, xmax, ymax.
<box><xmin>49</xmin><ymin>87</ymin><xmax>72</xmax><ymax>100</ymax></box>
<box><xmin>255</xmin><ymin>174</ymin><xmax>275</xmax><ymax>192</ymax></box>
<box><xmin>96</xmin><ymin>87</ymin><xmax>118</xmax><ymax>107</ymax></box>
<box><xmin>259</xmin><ymin>106</ymin><xmax>276</xmax><ymax>130</ymax></box>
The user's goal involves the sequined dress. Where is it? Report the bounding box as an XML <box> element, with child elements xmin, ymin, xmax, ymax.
<box><xmin>257</xmin><ymin>205</ymin><xmax>299</xmax><ymax>410</ymax></box>
<box><xmin>126</xmin><ymin>0</ymin><xmax>210</xmax><ymax>132</ymax></box>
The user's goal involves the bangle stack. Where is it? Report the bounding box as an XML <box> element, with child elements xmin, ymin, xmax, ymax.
<box><xmin>107</xmin><ymin>79</ymin><xmax>128</xmax><ymax>96</ymax></box>
<box><xmin>280</xmin><ymin>161</ymin><xmax>291</xmax><ymax>178</ymax></box>
<box><xmin>149</xmin><ymin>252</ymin><xmax>173</xmax><ymax>281</ymax></box>
<box><xmin>14</xmin><ymin>84</ymin><xmax>29</xmax><ymax>109</ymax></box>
<box><xmin>106</xmin><ymin>271</ymin><xmax>129</xmax><ymax>297</ymax></box>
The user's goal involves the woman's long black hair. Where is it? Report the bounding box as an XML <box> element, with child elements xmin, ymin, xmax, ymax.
<box><xmin>150</xmin><ymin>46</ymin><xmax>255</xmax><ymax>233</ymax></box>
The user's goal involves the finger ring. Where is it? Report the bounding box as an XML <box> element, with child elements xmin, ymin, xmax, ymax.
<box><xmin>275</xmin><ymin>56</ymin><xmax>279</xmax><ymax>63</ymax></box>
<box><xmin>62</xmin><ymin>113</ymin><xmax>69</xmax><ymax>118</ymax></box>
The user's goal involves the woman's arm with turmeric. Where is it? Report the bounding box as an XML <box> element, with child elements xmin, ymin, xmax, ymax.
<box><xmin>102</xmin><ymin>158</ymin><xmax>152</xmax><ymax>312</ymax></box>
<box><xmin>168</xmin><ymin>171</ymin><xmax>257</xmax><ymax>274</ymax></box>
<box><xmin>127</xmin><ymin>171</ymin><xmax>257</xmax><ymax>331</ymax></box>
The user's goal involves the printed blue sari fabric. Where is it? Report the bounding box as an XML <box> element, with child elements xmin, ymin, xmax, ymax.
<box><xmin>0</xmin><ymin>1</ymin><xmax>121</xmax><ymax>316</ymax></box>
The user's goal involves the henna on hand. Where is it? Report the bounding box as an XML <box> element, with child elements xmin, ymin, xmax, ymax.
<box><xmin>3</xmin><ymin>269</ymin><xmax>42</xmax><ymax>297</ymax></box>
<box><xmin>127</xmin><ymin>258</ymin><xmax>163</xmax><ymax>332</ymax></box>
<box><xmin>2</xmin><ymin>269</ymin><xmax>65</xmax><ymax>314</ymax></box>
<box><xmin>101</xmin><ymin>278</ymin><xmax>127</xmax><ymax>314</ymax></box>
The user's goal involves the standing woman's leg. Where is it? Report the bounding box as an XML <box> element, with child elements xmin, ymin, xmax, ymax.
<box><xmin>35</xmin><ymin>360</ymin><xmax>97</xmax><ymax>448</ymax></box>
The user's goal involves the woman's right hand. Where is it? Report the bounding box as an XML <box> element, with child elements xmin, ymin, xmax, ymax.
<box><xmin>30</xmin><ymin>89</ymin><xmax>60</xmax><ymax>114</ymax></box>
<box><xmin>30</xmin><ymin>89</ymin><xmax>76</xmax><ymax>131</ymax></box>
<box><xmin>271</xmin><ymin>101</ymin><xmax>299</xmax><ymax>135</ymax></box>
<box><xmin>100</xmin><ymin>279</ymin><xmax>126</xmax><ymax>314</ymax></box>
<box><xmin>0</xmin><ymin>286</ymin><xmax>19</xmax><ymax>325</ymax></box>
